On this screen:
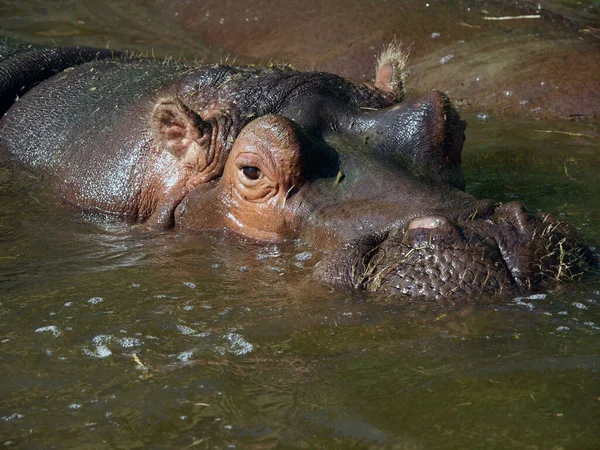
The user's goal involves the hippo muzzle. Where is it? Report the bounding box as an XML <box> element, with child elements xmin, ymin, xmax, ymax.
<box><xmin>314</xmin><ymin>202</ymin><xmax>595</xmax><ymax>300</ymax></box>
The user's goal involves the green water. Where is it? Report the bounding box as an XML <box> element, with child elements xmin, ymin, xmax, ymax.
<box><xmin>1</xmin><ymin>1</ymin><xmax>600</xmax><ymax>448</ymax></box>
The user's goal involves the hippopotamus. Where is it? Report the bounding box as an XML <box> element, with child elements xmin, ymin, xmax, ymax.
<box><xmin>0</xmin><ymin>38</ymin><xmax>595</xmax><ymax>300</ymax></box>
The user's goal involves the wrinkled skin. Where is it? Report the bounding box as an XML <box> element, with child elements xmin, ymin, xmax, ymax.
<box><xmin>0</xmin><ymin>40</ymin><xmax>595</xmax><ymax>301</ymax></box>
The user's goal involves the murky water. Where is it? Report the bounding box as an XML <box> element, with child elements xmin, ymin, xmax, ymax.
<box><xmin>1</xmin><ymin>2</ymin><xmax>600</xmax><ymax>449</ymax></box>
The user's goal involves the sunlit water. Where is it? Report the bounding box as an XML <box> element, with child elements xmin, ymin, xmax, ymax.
<box><xmin>1</xmin><ymin>2</ymin><xmax>599</xmax><ymax>448</ymax></box>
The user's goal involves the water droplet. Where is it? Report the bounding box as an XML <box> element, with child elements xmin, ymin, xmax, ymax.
<box><xmin>295</xmin><ymin>251</ymin><xmax>313</xmax><ymax>261</ymax></box>
<box><xmin>440</xmin><ymin>54</ymin><xmax>454</xmax><ymax>64</ymax></box>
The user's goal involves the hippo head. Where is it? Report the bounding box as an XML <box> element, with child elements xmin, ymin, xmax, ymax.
<box><xmin>148</xmin><ymin>46</ymin><xmax>595</xmax><ymax>301</ymax></box>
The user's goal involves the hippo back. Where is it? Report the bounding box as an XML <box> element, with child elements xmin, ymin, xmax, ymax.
<box><xmin>0</xmin><ymin>37</ymin><xmax>122</xmax><ymax>116</ymax></box>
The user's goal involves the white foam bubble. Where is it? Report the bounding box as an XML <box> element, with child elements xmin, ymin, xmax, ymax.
<box><xmin>1</xmin><ymin>413</ymin><xmax>23</xmax><ymax>422</ymax></box>
<box><xmin>572</xmin><ymin>302</ymin><xmax>588</xmax><ymax>310</ymax></box>
<box><xmin>221</xmin><ymin>332</ymin><xmax>254</xmax><ymax>356</ymax></box>
<box><xmin>512</xmin><ymin>298</ymin><xmax>534</xmax><ymax>309</ymax></box>
<box><xmin>35</xmin><ymin>325</ymin><xmax>61</xmax><ymax>337</ymax></box>
<box><xmin>84</xmin><ymin>345</ymin><xmax>112</xmax><ymax>358</ymax></box>
<box><xmin>178</xmin><ymin>351</ymin><xmax>194</xmax><ymax>362</ymax></box>
<box><xmin>177</xmin><ymin>325</ymin><xmax>197</xmax><ymax>335</ymax></box>
<box><xmin>526</xmin><ymin>294</ymin><xmax>547</xmax><ymax>300</ymax></box>
<box><xmin>83</xmin><ymin>335</ymin><xmax>113</xmax><ymax>358</ymax></box>
<box><xmin>116</xmin><ymin>337</ymin><xmax>142</xmax><ymax>348</ymax></box>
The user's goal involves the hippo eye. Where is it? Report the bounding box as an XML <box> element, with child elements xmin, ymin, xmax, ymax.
<box><xmin>242</xmin><ymin>166</ymin><xmax>262</xmax><ymax>180</ymax></box>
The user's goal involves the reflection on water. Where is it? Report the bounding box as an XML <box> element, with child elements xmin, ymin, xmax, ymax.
<box><xmin>464</xmin><ymin>115</ymin><xmax>600</xmax><ymax>242</ymax></box>
<box><xmin>0</xmin><ymin>1</ymin><xmax>599</xmax><ymax>446</ymax></box>
<box><xmin>0</xmin><ymin>0</ymin><xmax>217</xmax><ymax>61</ymax></box>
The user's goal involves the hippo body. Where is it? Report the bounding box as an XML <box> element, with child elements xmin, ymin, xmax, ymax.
<box><xmin>0</xmin><ymin>39</ymin><xmax>595</xmax><ymax>300</ymax></box>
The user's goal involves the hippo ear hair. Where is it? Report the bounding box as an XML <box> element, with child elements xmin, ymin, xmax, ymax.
<box><xmin>374</xmin><ymin>40</ymin><xmax>409</xmax><ymax>101</ymax></box>
<box><xmin>151</xmin><ymin>99</ymin><xmax>209</xmax><ymax>160</ymax></box>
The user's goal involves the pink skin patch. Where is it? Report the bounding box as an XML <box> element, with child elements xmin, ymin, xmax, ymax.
<box><xmin>408</xmin><ymin>216</ymin><xmax>445</xmax><ymax>230</ymax></box>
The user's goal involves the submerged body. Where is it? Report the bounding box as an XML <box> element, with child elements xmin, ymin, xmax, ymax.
<box><xmin>0</xmin><ymin>38</ymin><xmax>595</xmax><ymax>300</ymax></box>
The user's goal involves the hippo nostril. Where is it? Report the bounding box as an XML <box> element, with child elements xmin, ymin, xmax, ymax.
<box><xmin>408</xmin><ymin>215</ymin><xmax>449</xmax><ymax>230</ymax></box>
<box><xmin>495</xmin><ymin>201</ymin><xmax>535</xmax><ymax>234</ymax></box>
<box><xmin>404</xmin><ymin>215</ymin><xmax>462</xmax><ymax>248</ymax></box>
<box><xmin>497</xmin><ymin>201</ymin><xmax>529</xmax><ymax>215</ymax></box>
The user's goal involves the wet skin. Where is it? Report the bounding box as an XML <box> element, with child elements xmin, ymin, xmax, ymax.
<box><xmin>0</xmin><ymin>40</ymin><xmax>595</xmax><ymax>300</ymax></box>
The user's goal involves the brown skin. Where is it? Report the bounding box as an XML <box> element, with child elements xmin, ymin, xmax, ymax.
<box><xmin>145</xmin><ymin>98</ymin><xmax>223</xmax><ymax>227</ymax></box>
<box><xmin>155</xmin><ymin>53</ymin><xmax>410</xmax><ymax>242</ymax></box>
<box><xmin>175</xmin><ymin>115</ymin><xmax>304</xmax><ymax>241</ymax></box>
<box><xmin>166</xmin><ymin>60</ymin><xmax>469</xmax><ymax>249</ymax></box>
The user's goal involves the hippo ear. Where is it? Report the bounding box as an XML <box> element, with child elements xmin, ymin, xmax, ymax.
<box><xmin>151</xmin><ymin>100</ymin><xmax>209</xmax><ymax>160</ymax></box>
<box><xmin>374</xmin><ymin>41</ymin><xmax>409</xmax><ymax>101</ymax></box>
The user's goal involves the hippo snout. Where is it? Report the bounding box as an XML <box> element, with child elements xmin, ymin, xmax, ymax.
<box><xmin>350</xmin><ymin>90</ymin><xmax>467</xmax><ymax>189</ymax></box>
<box><xmin>314</xmin><ymin>202</ymin><xmax>595</xmax><ymax>301</ymax></box>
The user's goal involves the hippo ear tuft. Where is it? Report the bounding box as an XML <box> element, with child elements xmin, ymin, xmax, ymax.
<box><xmin>374</xmin><ymin>40</ymin><xmax>409</xmax><ymax>101</ymax></box>
<box><xmin>151</xmin><ymin>100</ymin><xmax>208</xmax><ymax>160</ymax></box>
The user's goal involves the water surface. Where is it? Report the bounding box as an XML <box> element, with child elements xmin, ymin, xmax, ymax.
<box><xmin>0</xmin><ymin>2</ymin><xmax>599</xmax><ymax>448</ymax></box>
